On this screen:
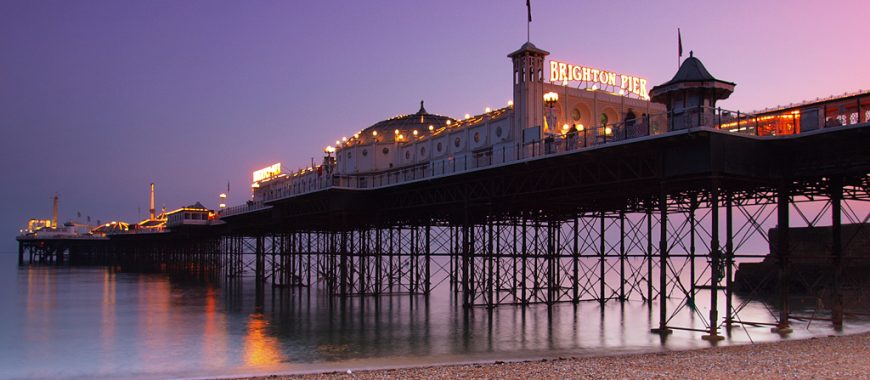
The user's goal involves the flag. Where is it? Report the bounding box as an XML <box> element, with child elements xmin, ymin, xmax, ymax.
<box><xmin>227</xmin><ymin>181</ymin><xmax>230</xmax><ymax>193</ymax></box>
<box><xmin>678</xmin><ymin>28</ymin><xmax>683</xmax><ymax>58</ymax></box>
<box><xmin>527</xmin><ymin>0</ymin><xmax>532</xmax><ymax>22</ymax></box>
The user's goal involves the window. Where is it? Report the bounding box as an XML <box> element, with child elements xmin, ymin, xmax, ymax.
<box><xmin>362</xmin><ymin>149</ymin><xmax>368</xmax><ymax>157</ymax></box>
<box><xmin>601</xmin><ymin>113</ymin><xmax>609</xmax><ymax>126</ymax></box>
<box><xmin>571</xmin><ymin>109</ymin><xmax>581</xmax><ymax>121</ymax></box>
<box><xmin>382</xmin><ymin>147</ymin><xmax>390</xmax><ymax>155</ymax></box>
<box><xmin>405</xmin><ymin>151</ymin><xmax>411</xmax><ymax>160</ymax></box>
<box><xmin>454</xmin><ymin>137</ymin><xmax>461</xmax><ymax>148</ymax></box>
<box><xmin>437</xmin><ymin>142</ymin><xmax>443</xmax><ymax>152</ymax></box>
<box><xmin>473</xmin><ymin>132</ymin><xmax>480</xmax><ymax>143</ymax></box>
<box><xmin>495</xmin><ymin>127</ymin><xmax>503</xmax><ymax>138</ymax></box>
<box><xmin>420</xmin><ymin>146</ymin><xmax>426</xmax><ymax>155</ymax></box>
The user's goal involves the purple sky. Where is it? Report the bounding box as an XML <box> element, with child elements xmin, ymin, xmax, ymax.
<box><xmin>1</xmin><ymin>0</ymin><xmax>868</xmax><ymax>242</ymax></box>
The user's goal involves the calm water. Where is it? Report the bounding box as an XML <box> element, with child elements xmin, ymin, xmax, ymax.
<box><xmin>0</xmin><ymin>251</ymin><xmax>867</xmax><ymax>380</ymax></box>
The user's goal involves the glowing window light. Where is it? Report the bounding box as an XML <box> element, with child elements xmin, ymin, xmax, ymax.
<box><xmin>413</xmin><ymin>130</ymin><xmax>418</xmax><ymax>136</ymax></box>
<box><xmin>372</xmin><ymin>130</ymin><xmax>378</xmax><ymax>136</ymax></box>
<box><xmin>394</xmin><ymin>129</ymin><xmax>400</xmax><ymax>135</ymax></box>
<box><xmin>428</xmin><ymin>125</ymin><xmax>434</xmax><ymax>131</ymax></box>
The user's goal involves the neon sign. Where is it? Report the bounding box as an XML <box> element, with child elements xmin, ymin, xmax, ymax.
<box><xmin>253</xmin><ymin>163</ymin><xmax>282</xmax><ymax>183</ymax></box>
<box><xmin>549</xmin><ymin>60</ymin><xmax>649</xmax><ymax>100</ymax></box>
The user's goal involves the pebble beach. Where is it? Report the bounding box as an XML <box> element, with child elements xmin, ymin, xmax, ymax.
<box><xmin>237</xmin><ymin>332</ymin><xmax>870</xmax><ymax>379</ymax></box>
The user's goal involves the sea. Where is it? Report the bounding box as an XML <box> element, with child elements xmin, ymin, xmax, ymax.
<box><xmin>0</xmin><ymin>250</ymin><xmax>866</xmax><ymax>379</ymax></box>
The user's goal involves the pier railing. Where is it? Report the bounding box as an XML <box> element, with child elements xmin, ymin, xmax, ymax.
<box><xmin>218</xmin><ymin>200</ymin><xmax>270</xmax><ymax>218</ymax></box>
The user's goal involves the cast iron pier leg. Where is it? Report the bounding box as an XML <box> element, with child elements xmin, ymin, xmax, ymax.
<box><xmin>772</xmin><ymin>184</ymin><xmax>793</xmax><ymax>334</ymax></box>
<box><xmin>599</xmin><ymin>212</ymin><xmax>606</xmax><ymax>304</ymax></box>
<box><xmin>646</xmin><ymin>206</ymin><xmax>653</xmax><ymax>305</ymax></box>
<box><xmin>573</xmin><ymin>216</ymin><xmax>579</xmax><ymax>304</ymax></box>
<box><xmin>652</xmin><ymin>187</ymin><xmax>672</xmax><ymax>335</ymax></box>
<box><xmin>725</xmin><ymin>191</ymin><xmax>734</xmax><ymax>328</ymax></box>
<box><xmin>462</xmin><ymin>214</ymin><xmax>471</xmax><ymax>307</ymax></box>
<box><xmin>425</xmin><ymin>225</ymin><xmax>431</xmax><ymax>295</ymax></box>
<box><xmin>619</xmin><ymin>211</ymin><xmax>626</xmax><ymax>302</ymax></box>
<box><xmin>703</xmin><ymin>185</ymin><xmax>724</xmax><ymax>341</ymax></box>
<box><xmin>831</xmin><ymin>177</ymin><xmax>844</xmax><ymax>329</ymax></box>
<box><xmin>689</xmin><ymin>196</ymin><xmax>697</xmax><ymax>305</ymax></box>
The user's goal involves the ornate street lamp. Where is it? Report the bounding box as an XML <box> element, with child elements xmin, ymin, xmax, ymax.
<box><xmin>543</xmin><ymin>92</ymin><xmax>559</xmax><ymax>135</ymax></box>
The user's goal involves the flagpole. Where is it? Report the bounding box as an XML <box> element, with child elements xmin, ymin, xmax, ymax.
<box><xmin>526</xmin><ymin>0</ymin><xmax>531</xmax><ymax>42</ymax></box>
<box><xmin>677</xmin><ymin>28</ymin><xmax>682</xmax><ymax>70</ymax></box>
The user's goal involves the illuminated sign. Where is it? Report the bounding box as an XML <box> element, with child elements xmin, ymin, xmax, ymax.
<box><xmin>549</xmin><ymin>60</ymin><xmax>649</xmax><ymax>100</ymax></box>
<box><xmin>253</xmin><ymin>163</ymin><xmax>282</xmax><ymax>183</ymax></box>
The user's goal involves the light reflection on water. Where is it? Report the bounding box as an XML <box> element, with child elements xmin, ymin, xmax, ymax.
<box><xmin>1</xmin><ymin>257</ymin><xmax>869</xmax><ymax>380</ymax></box>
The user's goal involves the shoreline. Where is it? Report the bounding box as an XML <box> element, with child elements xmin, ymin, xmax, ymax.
<box><xmin>229</xmin><ymin>331</ymin><xmax>870</xmax><ymax>379</ymax></box>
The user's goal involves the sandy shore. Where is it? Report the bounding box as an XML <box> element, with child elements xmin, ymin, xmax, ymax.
<box><xmin>235</xmin><ymin>332</ymin><xmax>870</xmax><ymax>379</ymax></box>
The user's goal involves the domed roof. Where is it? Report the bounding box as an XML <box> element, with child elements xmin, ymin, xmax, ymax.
<box><xmin>658</xmin><ymin>52</ymin><xmax>734</xmax><ymax>87</ymax></box>
<box><xmin>355</xmin><ymin>101</ymin><xmax>456</xmax><ymax>144</ymax></box>
<box><xmin>650</xmin><ymin>51</ymin><xmax>736</xmax><ymax>104</ymax></box>
<box><xmin>507</xmin><ymin>41</ymin><xmax>550</xmax><ymax>58</ymax></box>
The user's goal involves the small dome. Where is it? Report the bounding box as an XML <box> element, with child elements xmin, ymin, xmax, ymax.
<box><xmin>650</xmin><ymin>52</ymin><xmax>736</xmax><ymax>105</ymax></box>
<box><xmin>659</xmin><ymin>52</ymin><xmax>733</xmax><ymax>86</ymax></box>
<box><xmin>508</xmin><ymin>41</ymin><xmax>550</xmax><ymax>58</ymax></box>
<box><xmin>353</xmin><ymin>101</ymin><xmax>456</xmax><ymax>144</ymax></box>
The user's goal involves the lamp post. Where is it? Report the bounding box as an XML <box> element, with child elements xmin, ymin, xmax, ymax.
<box><xmin>543</xmin><ymin>92</ymin><xmax>559</xmax><ymax>135</ymax></box>
<box><xmin>323</xmin><ymin>146</ymin><xmax>336</xmax><ymax>175</ymax></box>
<box><xmin>543</xmin><ymin>92</ymin><xmax>560</xmax><ymax>154</ymax></box>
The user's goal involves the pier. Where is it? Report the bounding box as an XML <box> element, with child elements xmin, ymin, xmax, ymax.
<box><xmin>15</xmin><ymin>41</ymin><xmax>870</xmax><ymax>343</ymax></box>
<box><xmin>18</xmin><ymin>122</ymin><xmax>870</xmax><ymax>340</ymax></box>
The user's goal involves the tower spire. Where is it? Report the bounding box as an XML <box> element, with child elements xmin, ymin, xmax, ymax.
<box><xmin>52</xmin><ymin>193</ymin><xmax>58</xmax><ymax>228</ymax></box>
<box><xmin>149</xmin><ymin>183</ymin><xmax>155</xmax><ymax>220</ymax></box>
